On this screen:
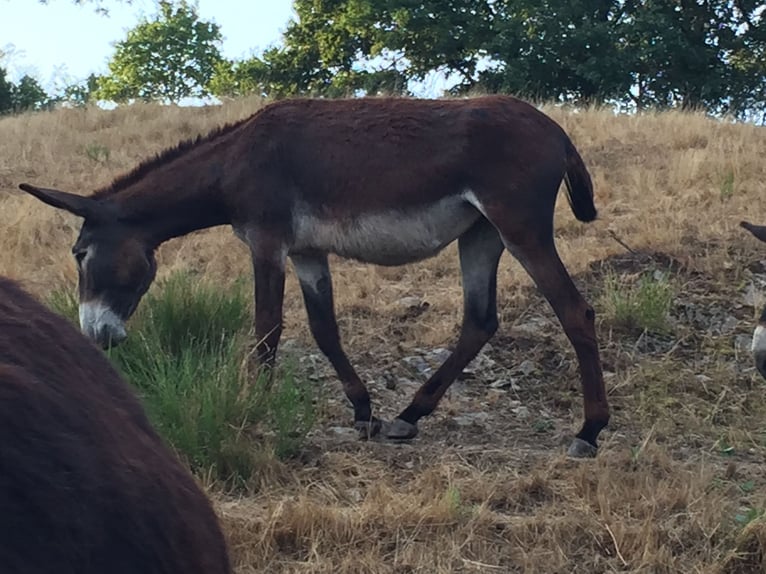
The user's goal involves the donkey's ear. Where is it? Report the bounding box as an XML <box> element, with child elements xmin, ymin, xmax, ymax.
<box><xmin>741</xmin><ymin>221</ymin><xmax>766</xmax><ymax>244</ymax></box>
<box><xmin>18</xmin><ymin>183</ymin><xmax>100</xmax><ymax>220</ymax></box>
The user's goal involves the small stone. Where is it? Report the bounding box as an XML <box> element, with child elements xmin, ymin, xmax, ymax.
<box><xmin>490</xmin><ymin>378</ymin><xmax>520</xmax><ymax>391</ymax></box>
<box><xmin>516</xmin><ymin>360</ymin><xmax>536</xmax><ymax>376</ymax></box>
<box><xmin>735</xmin><ymin>334</ymin><xmax>753</xmax><ymax>354</ymax></box>
<box><xmin>428</xmin><ymin>347</ymin><xmax>452</xmax><ymax>364</ymax></box>
<box><xmin>403</xmin><ymin>355</ymin><xmax>432</xmax><ymax>378</ymax></box>
<box><xmin>397</xmin><ymin>296</ymin><xmax>423</xmax><ymax>308</ymax></box>
<box><xmin>512</xmin><ymin>406</ymin><xmax>530</xmax><ymax>419</ymax></box>
<box><xmin>329</xmin><ymin>426</ymin><xmax>358</xmax><ymax>440</ymax></box>
<box><xmin>348</xmin><ymin>489</ymin><xmax>362</xmax><ymax>503</ymax></box>
<box><xmin>720</xmin><ymin>315</ymin><xmax>739</xmax><ymax>334</ymax></box>
<box><xmin>452</xmin><ymin>412</ymin><xmax>490</xmax><ymax>427</ymax></box>
<box><xmin>464</xmin><ymin>352</ymin><xmax>496</xmax><ymax>374</ymax></box>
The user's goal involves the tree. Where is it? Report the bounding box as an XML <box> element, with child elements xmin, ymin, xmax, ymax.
<box><xmin>96</xmin><ymin>0</ymin><xmax>223</xmax><ymax>103</ymax></box>
<box><xmin>207</xmin><ymin>58</ymin><xmax>269</xmax><ymax>99</ymax></box>
<box><xmin>0</xmin><ymin>67</ymin><xmax>12</xmax><ymax>114</ymax></box>
<box><xmin>57</xmin><ymin>74</ymin><xmax>101</xmax><ymax>107</ymax></box>
<box><xmin>0</xmin><ymin>68</ymin><xmax>51</xmax><ymax>115</ymax></box>
<box><xmin>11</xmin><ymin>75</ymin><xmax>50</xmax><ymax>112</ymax></box>
<box><xmin>259</xmin><ymin>0</ymin><xmax>766</xmax><ymax>118</ymax></box>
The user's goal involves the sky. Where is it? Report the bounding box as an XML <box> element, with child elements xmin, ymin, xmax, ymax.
<box><xmin>0</xmin><ymin>0</ymin><xmax>296</xmax><ymax>91</ymax></box>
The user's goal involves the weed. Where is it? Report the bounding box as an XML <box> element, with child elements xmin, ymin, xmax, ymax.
<box><xmin>84</xmin><ymin>142</ymin><xmax>110</xmax><ymax>163</ymax></box>
<box><xmin>600</xmin><ymin>270</ymin><xmax>674</xmax><ymax>334</ymax></box>
<box><xmin>735</xmin><ymin>507</ymin><xmax>765</xmax><ymax>527</ymax></box>
<box><xmin>719</xmin><ymin>169</ymin><xmax>736</xmax><ymax>201</ymax></box>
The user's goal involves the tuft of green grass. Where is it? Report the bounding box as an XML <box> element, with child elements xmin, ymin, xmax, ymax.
<box><xmin>719</xmin><ymin>168</ymin><xmax>736</xmax><ymax>201</ymax></box>
<box><xmin>84</xmin><ymin>142</ymin><xmax>110</xmax><ymax>163</ymax></box>
<box><xmin>600</xmin><ymin>270</ymin><xmax>674</xmax><ymax>334</ymax></box>
<box><xmin>47</xmin><ymin>271</ymin><xmax>316</xmax><ymax>488</ymax></box>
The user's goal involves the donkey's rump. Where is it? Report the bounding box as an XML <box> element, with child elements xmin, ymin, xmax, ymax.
<box><xmin>0</xmin><ymin>277</ymin><xmax>231</xmax><ymax>574</ymax></box>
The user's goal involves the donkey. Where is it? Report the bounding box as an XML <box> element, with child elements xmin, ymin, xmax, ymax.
<box><xmin>0</xmin><ymin>276</ymin><xmax>232</xmax><ymax>573</ymax></box>
<box><xmin>17</xmin><ymin>95</ymin><xmax>609</xmax><ymax>458</ymax></box>
<box><xmin>740</xmin><ymin>220</ymin><xmax>766</xmax><ymax>379</ymax></box>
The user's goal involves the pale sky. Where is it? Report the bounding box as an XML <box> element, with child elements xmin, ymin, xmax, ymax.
<box><xmin>0</xmin><ymin>0</ymin><xmax>296</xmax><ymax>91</ymax></box>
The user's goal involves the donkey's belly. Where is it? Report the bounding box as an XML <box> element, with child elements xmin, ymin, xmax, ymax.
<box><xmin>292</xmin><ymin>196</ymin><xmax>482</xmax><ymax>266</ymax></box>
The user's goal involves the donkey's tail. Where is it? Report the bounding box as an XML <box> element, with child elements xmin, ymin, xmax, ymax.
<box><xmin>563</xmin><ymin>139</ymin><xmax>597</xmax><ymax>222</ymax></box>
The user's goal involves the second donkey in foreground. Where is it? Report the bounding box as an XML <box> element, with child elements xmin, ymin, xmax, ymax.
<box><xmin>17</xmin><ymin>95</ymin><xmax>609</xmax><ymax>458</ymax></box>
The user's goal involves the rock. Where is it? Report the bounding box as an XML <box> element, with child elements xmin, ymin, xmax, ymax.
<box><xmin>515</xmin><ymin>359</ymin><xmax>537</xmax><ymax>376</ymax></box>
<box><xmin>512</xmin><ymin>406</ymin><xmax>530</xmax><ymax>419</ymax></box>
<box><xmin>403</xmin><ymin>355</ymin><xmax>433</xmax><ymax>378</ymax></box>
<box><xmin>427</xmin><ymin>347</ymin><xmax>452</xmax><ymax>364</ymax></box>
<box><xmin>452</xmin><ymin>412</ymin><xmax>490</xmax><ymax>427</ymax></box>
<box><xmin>720</xmin><ymin>315</ymin><xmax>739</xmax><ymax>334</ymax></box>
<box><xmin>382</xmin><ymin>373</ymin><xmax>398</xmax><ymax>390</ymax></box>
<box><xmin>329</xmin><ymin>426</ymin><xmax>358</xmax><ymax>440</ymax></box>
<box><xmin>510</xmin><ymin>317</ymin><xmax>550</xmax><ymax>339</ymax></box>
<box><xmin>490</xmin><ymin>378</ymin><xmax>520</xmax><ymax>391</ymax></box>
<box><xmin>736</xmin><ymin>334</ymin><xmax>753</xmax><ymax>354</ymax></box>
<box><xmin>463</xmin><ymin>351</ymin><xmax>496</xmax><ymax>375</ymax></box>
<box><xmin>397</xmin><ymin>296</ymin><xmax>423</xmax><ymax>309</ymax></box>
<box><xmin>743</xmin><ymin>283</ymin><xmax>766</xmax><ymax>307</ymax></box>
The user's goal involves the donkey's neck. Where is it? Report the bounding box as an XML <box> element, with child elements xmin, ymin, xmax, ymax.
<box><xmin>106</xmin><ymin>144</ymin><xmax>233</xmax><ymax>247</ymax></box>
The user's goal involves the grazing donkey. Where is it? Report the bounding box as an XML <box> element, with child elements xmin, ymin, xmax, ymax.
<box><xmin>17</xmin><ymin>95</ymin><xmax>609</xmax><ymax>458</ymax></box>
<box><xmin>0</xmin><ymin>277</ymin><xmax>232</xmax><ymax>574</ymax></box>
<box><xmin>740</xmin><ymin>220</ymin><xmax>766</xmax><ymax>379</ymax></box>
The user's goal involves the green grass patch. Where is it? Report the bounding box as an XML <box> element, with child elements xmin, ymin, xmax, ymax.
<box><xmin>48</xmin><ymin>271</ymin><xmax>316</xmax><ymax>488</ymax></box>
<box><xmin>600</xmin><ymin>270</ymin><xmax>674</xmax><ymax>334</ymax></box>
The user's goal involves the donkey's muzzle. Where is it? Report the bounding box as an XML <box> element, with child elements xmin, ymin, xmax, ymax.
<box><xmin>79</xmin><ymin>301</ymin><xmax>128</xmax><ymax>349</ymax></box>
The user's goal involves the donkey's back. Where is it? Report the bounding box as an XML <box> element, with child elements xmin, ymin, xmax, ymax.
<box><xmin>0</xmin><ymin>277</ymin><xmax>231</xmax><ymax>574</ymax></box>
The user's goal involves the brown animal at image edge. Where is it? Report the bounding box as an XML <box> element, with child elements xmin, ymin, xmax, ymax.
<box><xmin>0</xmin><ymin>277</ymin><xmax>232</xmax><ymax>573</ymax></box>
<box><xmin>740</xmin><ymin>220</ymin><xmax>766</xmax><ymax>380</ymax></box>
<box><xmin>16</xmin><ymin>95</ymin><xmax>609</xmax><ymax>458</ymax></box>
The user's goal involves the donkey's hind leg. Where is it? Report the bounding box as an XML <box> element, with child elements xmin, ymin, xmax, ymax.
<box><xmin>291</xmin><ymin>253</ymin><xmax>381</xmax><ymax>438</ymax></box>
<box><xmin>499</xmin><ymin>230</ymin><xmax>609</xmax><ymax>458</ymax></box>
<box><xmin>390</xmin><ymin>218</ymin><xmax>505</xmax><ymax>439</ymax></box>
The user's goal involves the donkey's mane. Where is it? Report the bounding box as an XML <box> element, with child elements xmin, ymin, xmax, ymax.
<box><xmin>91</xmin><ymin>113</ymin><xmax>256</xmax><ymax>199</ymax></box>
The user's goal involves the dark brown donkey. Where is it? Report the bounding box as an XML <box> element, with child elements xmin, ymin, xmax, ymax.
<box><xmin>0</xmin><ymin>276</ymin><xmax>232</xmax><ymax>573</ymax></box>
<box><xmin>740</xmin><ymin>220</ymin><xmax>766</xmax><ymax>379</ymax></box>
<box><xmin>17</xmin><ymin>95</ymin><xmax>609</xmax><ymax>457</ymax></box>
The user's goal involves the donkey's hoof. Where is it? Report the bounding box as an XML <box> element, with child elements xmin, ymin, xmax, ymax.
<box><xmin>355</xmin><ymin>418</ymin><xmax>384</xmax><ymax>440</ymax></box>
<box><xmin>567</xmin><ymin>437</ymin><xmax>598</xmax><ymax>459</ymax></box>
<box><xmin>385</xmin><ymin>418</ymin><xmax>418</xmax><ymax>441</ymax></box>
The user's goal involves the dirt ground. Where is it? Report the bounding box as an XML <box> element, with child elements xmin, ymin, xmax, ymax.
<box><xmin>1</xmin><ymin>99</ymin><xmax>765</xmax><ymax>573</ymax></box>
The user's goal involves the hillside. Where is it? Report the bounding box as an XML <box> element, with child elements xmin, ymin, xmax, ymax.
<box><xmin>1</xmin><ymin>98</ymin><xmax>765</xmax><ymax>573</ymax></box>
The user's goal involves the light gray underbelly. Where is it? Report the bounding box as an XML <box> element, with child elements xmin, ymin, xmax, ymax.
<box><xmin>291</xmin><ymin>196</ymin><xmax>482</xmax><ymax>266</ymax></box>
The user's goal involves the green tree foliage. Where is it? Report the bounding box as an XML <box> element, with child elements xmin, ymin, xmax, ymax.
<box><xmin>0</xmin><ymin>67</ymin><xmax>12</xmax><ymax>114</ymax></box>
<box><xmin>11</xmin><ymin>75</ymin><xmax>50</xmax><ymax>111</ymax></box>
<box><xmin>258</xmin><ymin>0</ymin><xmax>766</xmax><ymax>118</ymax></box>
<box><xmin>96</xmin><ymin>0</ymin><xmax>223</xmax><ymax>103</ymax></box>
<box><xmin>0</xmin><ymin>68</ymin><xmax>51</xmax><ymax>115</ymax></box>
<box><xmin>207</xmin><ymin>58</ymin><xmax>269</xmax><ymax>99</ymax></box>
<box><xmin>58</xmin><ymin>73</ymin><xmax>101</xmax><ymax>107</ymax></box>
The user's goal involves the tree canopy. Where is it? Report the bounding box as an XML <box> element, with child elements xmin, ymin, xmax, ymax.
<box><xmin>246</xmin><ymin>0</ymin><xmax>766</xmax><ymax>119</ymax></box>
<box><xmin>95</xmin><ymin>0</ymin><xmax>223</xmax><ymax>103</ymax></box>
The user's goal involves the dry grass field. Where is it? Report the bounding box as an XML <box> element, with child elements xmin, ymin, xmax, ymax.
<box><xmin>1</xmin><ymin>96</ymin><xmax>765</xmax><ymax>573</ymax></box>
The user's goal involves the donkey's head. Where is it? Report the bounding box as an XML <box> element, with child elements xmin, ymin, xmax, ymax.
<box><xmin>19</xmin><ymin>184</ymin><xmax>157</xmax><ymax>348</ymax></box>
<box><xmin>741</xmin><ymin>220</ymin><xmax>766</xmax><ymax>380</ymax></box>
